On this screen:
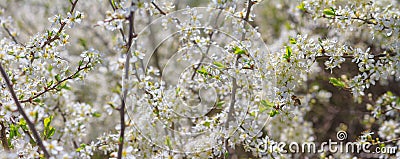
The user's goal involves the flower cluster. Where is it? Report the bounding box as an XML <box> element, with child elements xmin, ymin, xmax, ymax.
<box><xmin>0</xmin><ymin>0</ymin><xmax>398</xmax><ymax>158</ymax></box>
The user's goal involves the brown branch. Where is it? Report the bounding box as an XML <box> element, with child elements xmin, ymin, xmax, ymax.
<box><xmin>27</xmin><ymin>0</ymin><xmax>79</xmax><ymax>49</ymax></box>
<box><xmin>117</xmin><ymin>2</ymin><xmax>135</xmax><ymax>159</ymax></box>
<box><xmin>225</xmin><ymin>0</ymin><xmax>255</xmax><ymax>155</ymax></box>
<box><xmin>316</xmin><ymin>52</ymin><xmax>396</xmax><ymax>60</ymax></box>
<box><xmin>305</xmin><ymin>10</ymin><xmax>392</xmax><ymax>30</ymax></box>
<box><xmin>330</xmin><ymin>14</ymin><xmax>390</xmax><ymax>30</ymax></box>
<box><xmin>108</xmin><ymin>0</ymin><xmax>127</xmax><ymax>43</ymax></box>
<box><xmin>151</xmin><ymin>2</ymin><xmax>167</xmax><ymax>15</ymax></box>
<box><xmin>0</xmin><ymin>121</ymin><xmax>9</xmax><ymax>151</ymax></box>
<box><xmin>20</xmin><ymin>59</ymin><xmax>92</xmax><ymax>104</ymax></box>
<box><xmin>2</xmin><ymin>24</ymin><xmax>25</xmax><ymax>46</ymax></box>
<box><xmin>190</xmin><ymin>10</ymin><xmax>223</xmax><ymax>80</ymax></box>
<box><xmin>0</xmin><ymin>63</ymin><xmax>50</xmax><ymax>158</ymax></box>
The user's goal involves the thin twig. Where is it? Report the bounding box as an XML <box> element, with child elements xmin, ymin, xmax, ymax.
<box><xmin>151</xmin><ymin>2</ymin><xmax>167</xmax><ymax>15</ymax></box>
<box><xmin>0</xmin><ymin>63</ymin><xmax>50</xmax><ymax>158</ymax></box>
<box><xmin>108</xmin><ymin>0</ymin><xmax>127</xmax><ymax>43</ymax></box>
<box><xmin>315</xmin><ymin>52</ymin><xmax>396</xmax><ymax>60</ymax></box>
<box><xmin>225</xmin><ymin>0</ymin><xmax>254</xmax><ymax>155</ymax></box>
<box><xmin>190</xmin><ymin>10</ymin><xmax>223</xmax><ymax>80</ymax></box>
<box><xmin>146</xmin><ymin>11</ymin><xmax>162</xmax><ymax>75</ymax></box>
<box><xmin>27</xmin><ymin>0</ymin><xmax>79</xmax><ymax>49</ymax></box>
<box><xmin>117</xmin><ymin>2</ymin><xmax>135</xmax><ymax>159</ymax></box>
<box><xmin>20</xmin><ymin>59</ymin><xmax>92</xmax><ymax>104</ymax></box>
<box><xmin>322</xmin><ymin>14</ymin><xmax>390</xmax><ymax>30</ymax></box>
<box><xmin>2</xmin><ymin>24</ymin><xmax>25</xmax><ymax>46</ymax></box>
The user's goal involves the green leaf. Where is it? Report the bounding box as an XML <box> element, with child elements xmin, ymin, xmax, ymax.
<box><xmin>76</xmin><ymin>144</ymin><xmax>86</xmax><ymax>152</ymax></box>
<box><xmin>196</xmin><ymin>66</ymin><xmax>208</xmax><ymax>75</ymax></box>
<box><xmin>55</xmin><ymin>74</ymin><xmax>61</xmax><ymax>82</ymax></box>
<box><xmin>259</xmin><ymin>105</ymin><xmax>268</xmax><ymax>113</ymax></box>
<box><xmin>213</xmin><ymin>61</ymin><xmax>225</xmax><ymax>69</ymax></box>
<box><xmin>19</xmin><ymin>119</ymin><xmax>26</xmax><ymax>126</ymax></box>
<box><xmin>283</xmin><ymin>46</ymin><xmax>292</xmax><ymax>61</ymax></box>
<box><xmin>297</xmin><ymin>2</ymin><xmax>306</xmax><ymax>11</ymax></box>
<box><xmin>250</xmin><ymin>111</ymin><xmax>256</xmax><ymax>117</ymax></box>
<box><xmin>19</xmin><ymin>119</ymin><xmax>28</xmax><ymax>131</ymax></box>
<box><xmin>323</xmin><ymin>8</ymin><xmax>335</xmax><ymax>16</ymax></box>
<box><xmin>9</xmin><ymin>124</ymin><xmax>18</xmax><ymax>139</ymax></box>
<box><xmin>18</xmin><ymin>94</ymin><xmax>24</xmax><ymax>100</ymax></box>
<box><xmin>261</xmin><ymin>99</ymin><xmax>274</xmax><ymax>108</ymax></box>
<box><xmin>44</xmin><ymin>116</ymin><xmax>53</xmax><ymax>128</ymax></box>
<box><xmin>203</xmin><ymin>121</ymin><xmax>211</xmax><ymax>127</ymax></box>
<box><xmin>112</xmin><ymin>83</ymin><xmax>122</xmax><ymax>94</ymax></box>
<box><xmin>329</xmin><ymin>77</ymin><xmax>346</xmax><ymax>88</ymax></box>
<box><xmin>216</xmin><ymin>101</ymin><xmax>225</xmax><ymax>108</ymax></box>
<box><xmin>269</xmin><ymin>110</ymin><xmax>279</xmax><ymax>117</ymax></box>
<box><xmin>233</xmin><ymin>46</ymin><xmax>246</xmax><ymax>55</ymax></box>
<box><xmin>225</xmin><ymin>152</ymin><xmax>229</xmax><ymax>158</ymax></box>
<box><xmin>289</xmin><ymin>37</ymin><xmax>297</xmax><ymax>44</ymax></box>
<box><xmin>76</xmin><ymin>147</ymin><xmax>82</xmax><ymax>152</ymax></box>
<box><xmin>47</xmin><ymin>65</ymin><xmax>53</xmax><ymax>72</ymax></box>
<box><xmin>111</xmin><ymin>0</ymin><xmax>117</xmax><ymax>8</ymax></box>
<box><xmin>78</xmin><ymin>60</ymin><xmax>84</xmax><ymax>67</ymax></box>
<box><xmin>165</xmin><ymin>136</ymin><xmax>172</xmax><ymax>149</ymax></box>
<box><xmin>47</xmin><ymin>80</ymin><xmax>54</xmax><ymax>88</ymax></box>
<box><xmin>79</xmin><ymin>38</ymin><xmax>87</xmax><ymax>49</ymax></box>
<box><xmin>92</xmin><ymin>112</ymin><xmax>101</xmax><ymax>118</ymax></box>
<box><xmin>47</xmin><ymin>30</ymin><xmax>53</xmax><ymax>37</ymax></box>
<box><xmin>175</xmin><ymin>87</ymin><xmax>180</xmax><ymax>95</ymax></box>
<box><xmin>44</xmin><ymin>125</ymin><xmax>56</xmax><ymax>139</ymax></box>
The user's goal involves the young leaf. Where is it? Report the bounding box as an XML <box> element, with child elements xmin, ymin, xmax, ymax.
<box><xmin>9</xmin><ymin>124</ymin><xmax>19</xmax><ymax>139</ymax></box>
<box><xmin>78</xmin><ymin>60</ymin><xmax>84</xmax><ymax>67</ymax></box>
<box><xmin>197</xmin><ymin>66</ymin><xmax>208</xmax><ymax>75</ymax></box>
<box><xmin>55</xmin><ymin>74</ymin><xmax>61</xmax><ymax>82</ymax></box>
<box><xmin>203</xmin><ymin>121</ymin><xmax>211</xmax><ymax>127</ymax></box>
<box><xmin>297</xmin><ymin>2</ymin><xmax>306</xmax><ymax>11</ymax></box>
<box><xmin>269</xmin><ymin>110</ymin><xmax>279</xmax><ymax>117</ymax></box>
<box><xmin>19</xmin><ymin>119</ymin><xmax>28</xmax><ymax>131</ymax></box>
<box><xmin>289</xmin><ymin>37</ymin><xmax>297</xmax><ymax>44</ymax></box>
<box><xmin>329</xmin><ymin>77</ymin><xmax>346</xmax><ymax>88</ymax></box>
<box><xmin>79</xmin><ymin>38</ymin><xmax>87</xmax><ymax>49</ymax></box>
<box><xmin>283</xmin><ymin>46</ymin><xmax>292</xmax><ymax>61</ymax></box>
<box><xmin>233</xmin><ymin>46</ymin><xmax>246</xmax><ymax>55</ymax></box>
<box><xmin>47</xmin><ymin>80</ymin><xmax>54</xmax><ymax>88</ymax></box>
<box><xmin>92</xmin><ymin>112</ymin><xmax>102</xmax><ymax>117</ymax></box>
<box><xmin>213</xmin><ymin>61</ymin><xmax>225</xmax><ymax>68</ymax></box>
<box><xmin>44</xmin><ymin>125</ymin><xmax>56</xmax><ymax>139</ymax></box>
<box><xmin>165</xmin><ymin>136</ymin><xmax>172</xmax><ymax>149</ymax></box>
<box><xmin>216</xmin><ymin>101</ymin><xmax>225</xmax><ymax>108</ymax></box>
<box><xmin>261</xmin><ymin>99</ymin><xmax>273</xmax><ymax>108</ymax></box>
<box><xmin>323</xmin><ymin>8</ymin><xmax>335</xmax><ymax>16</ymax></box>
<box><xmin>44</xmin><ymin>116</ymin><xmax>53</xmax><ymax>128</ymax></box>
